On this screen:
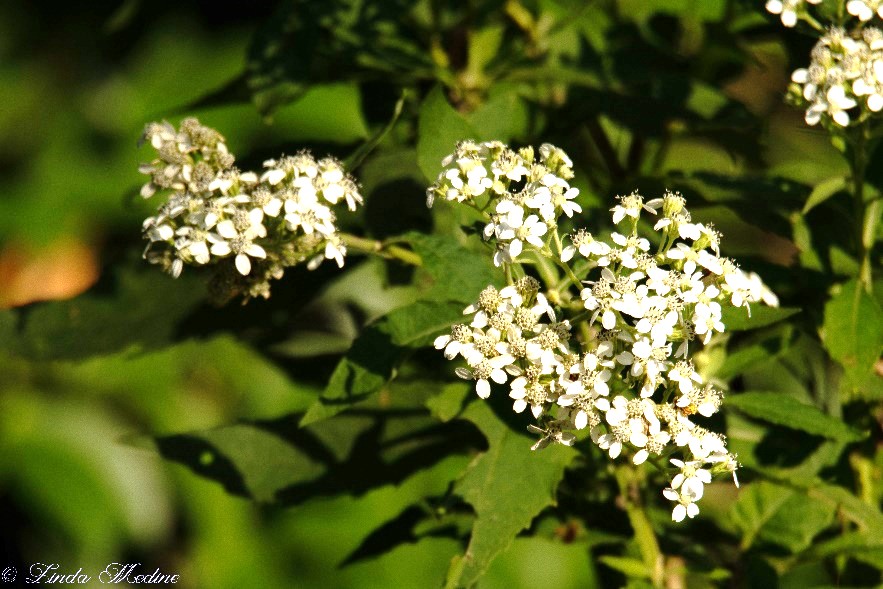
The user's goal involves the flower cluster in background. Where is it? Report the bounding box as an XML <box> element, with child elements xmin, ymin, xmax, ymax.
<box><xmin>790</xmin><ymin>27</ymin><xmax>883</xmax><ymax>126</ymax></box>
<box><xmin>139</xmin><ymin>119</ymin><xmax>362</xmax><ymax>302</ymax></box>
<box><xmin>765</xmin><ymin>0</ymin><xmax>822</xmax><ymax>28</ymax></box>
<box><xmin>771</xmin><ymin>0</ymin><xmax>883</xmax><ymax>127</ymax></box>
<box><xmin>430</xmin><ymin>142</ymin><xmax>779</xmax><ymax>522</ymax></box>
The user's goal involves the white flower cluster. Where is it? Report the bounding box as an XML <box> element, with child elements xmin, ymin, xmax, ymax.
<box><xmin>848</xmin><ymin>0</ymin><xmax>883</xmax><ymax>22</ymax></box>
<box><xmin>138</xmin><ymin>119</ymin><xmax>362</xmax><ymax>302</ymax></box>
<box><xmin>788</xmin><ymin>27</ymin><xmax>883</xmax><ymax>127</ymax></box>
<box><xmin>430</xmin><ymin>144</ymin><xmax>779</xmax><ymax>521</ymax></box>
<box><xmin>765</xmin><ymin>0</ymin><xmax>822</xmax><ymax>28</ymax></box>
<box><xmin>426</xmin><ymin>140</ymin><xmax>581</xmax><ymax>267</ymax></box>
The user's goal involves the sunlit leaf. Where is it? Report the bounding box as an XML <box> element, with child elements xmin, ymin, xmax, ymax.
<box><xmin>450</xmin><ymin>402</ymin><xmax>576</xmax><ymax>586</ymax></box>
<box><xmin>822</xmin><ymin>279</ymin><xmax>883</xmax><ymax>395</ymax></box>
<box><xmin>730</xmin><ymin>481</ymin><xmax>834</xmax><ymax>552</ymax></box>
<box><xmin>720</xmin><ymin>306</ymin><xmax>800</xmax><ymax>332</ymax></box>
<box><xmin>417</xmin><ymin>86</ymin><xmax>479</xmax><ymax>182</ymax></box>
<box><xmin>726</xmin><ymin>391</ymin><xmax>863</xmax><ymax>442</ymax></box>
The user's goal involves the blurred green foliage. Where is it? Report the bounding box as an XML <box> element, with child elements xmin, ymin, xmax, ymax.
<box><xmin>1</xmin><ymin>0</ymin><xmax>882</xmax><ymax>587</ymax></box>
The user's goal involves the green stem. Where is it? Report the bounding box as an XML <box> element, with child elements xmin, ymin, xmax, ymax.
<box><xmin>340</xmin><ymin>233</ymin><xmax>422</xmax><ymax>266</ymax></box>
<box><xmin>526</xmin><ymin>250</ymin><xmax>560</xmax><ymax>291</ymax></box>
<box><xmin>551</xmin><ymin>227</ymin><xmax>583</xmax><ymax>290</ymax></box>
<box><xmin>614</xmin><ymin>464</ymin><xmax>664</xmax><ymax>588</ymax></box>
<box><xmin>851</xmin><ymin>127</ymin><xmax>875</xmax><ymax>292</ymax></box>
<box><xmin>860</xmin><ymin>197</ymin><xmax>880</xmax><ymax>290</ymax></box>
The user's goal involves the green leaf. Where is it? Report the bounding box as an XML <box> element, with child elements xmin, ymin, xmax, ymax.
<box><xmin>803</xmin><ymin>176</ymin><xmax>848</xmax><ymax>214</ymax></box>
<box><xmin>451</xmin><ymin>402</ymin><xmax>576</xmax><ymax>586</ymax></box>
<box><xmin>384</xmin><ymin>300</ymin><xmax>469</xmax><ymax>347</ymax></box>
<box><xmin>808</xmin><ymin>483</ymin><xmax>883</xmax><ymax>534</ymax></box>
<box><xmin>467</xmin><ymin>85</ymin><xmax>530</xmax><ymax>143</ymax></box>
<box><xmin>806</xmin><ymin>531</ymin><xmax>883</xmax><ymax>561</ymax></box>
<box><xmin>246</xmin><ymin>0</ymin><xmax>426</xmax><ymax>115</ymax></box>
<box><xmin>154</xmin><ymin>410</ymin><xmax>481</xmax><ymax>505</ymax></box>
<box><xmin>730</xmin><ymin>481</ymin><xmax>835</xmax><ymax>552</ymax></box>
<box><xmin>715</xmin><ymin>331</ymin><xmax>791</xmax><ymax>380</ymax></box>
<box><xmin>300</xmin><ymin>300</ymin><xmax>467</xmax><ymax>426</ymax></box>
<box><xmin>407</xmin><ymin>233</ymin><xmax>500</xmax><ymax>303</ymax></box>
<box><xmin>720</xmin><ymin>306</ymin><xmax>800</xmax><ymax>332</ymax></box>
<box><xmin>344</xmin><ymin>91</ymin><xmax>406</xmax><ymax>170</ymax></box>
<box><xmin>729</xmin><ymin>481</ymin><xmax>792</xmax><ymax>550</ymax></box>
<box><xmin>753</xmin><ymin>491</ymin><xmax>835</xmax><ymax>553</ymax></box>
<box><xmin>597</xmin><ymin>556</ymin><xmax>651</xmax><ymax>579</ymax></box>
<box><xmin>822</xmin><ymin>279</ymin><xmax>883</xmax><ymax>395</ymax></box>
<box><xmin>425</xmin><ymin>382</ymin><xmax>472</xmax><ymax>423</ymax></box>
<box><xmin>726</xmin><ymin>391</ymin><xmax>863</xmax><ymax>442</ymax></box>
<box><xmin>0</xmin><ymin>393</ymin><xmax>173</xmax><ymax>550</ymax></box>
<box><xmin>417</xmin><ymin>86</ymin><xmax>478</xmax><ymax>182</ymax></box>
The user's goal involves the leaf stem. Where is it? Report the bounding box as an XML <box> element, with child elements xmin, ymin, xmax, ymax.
<box><xmin>339</xmin><ymin>233</ymin><xmax>423</xmax><ymax>266</ymax></box>
<box><xmin>850</xmin><ymin>126</ymin><xmax>877</xmax><ymax>292</ymax></box>
<box><xmin>614</xmin><ymin>464</ymin><xmax>664</xmax><ymax>588</ymax></box>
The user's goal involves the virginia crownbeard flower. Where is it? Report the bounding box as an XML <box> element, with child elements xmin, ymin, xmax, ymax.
<box><xmin>429</xmin><ymin>143</ymin><xmax>778</xmax><ymax>522</ymax></box>
<box><xmin>138</xmin><ymin>118</ymin><xmax>362</xmax><ymax>303</ymax></box>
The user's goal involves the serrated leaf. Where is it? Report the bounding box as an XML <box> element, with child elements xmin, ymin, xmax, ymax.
<box><xmin>726</xmin><ymin>391</ymin><xmax>863</xmax><ymax>442</ymax></box>
<box><xmin>822</xmin><ymin>279</ymin><xmax>883</xmax><ymax>394</ymax></box>
<box><xmin>385</xmin><ymin>300</ymin><xmax>469</xmax><ymax>347</ymax></box>
<box><xmin>417</xmin><ymin>86</ymin><xmax>479</xmax><ymax>182</ymax></box>
<box><xmin>720</xmin><ymin>306</ymin><xmax>800</xmax><ymax>332</ymax></box>
<box><xmin>300</xmin><ymin>300</ymin><xmax>467</xmax><ymax>426</ymax></box>
<box><xmin>729</xmin><ymin>481</ymin><xmax>835</xmax><ymax>552</ymax></box>
<box><xmin>803</xmin><ymin>176</ymin><xmax>848</xmax><ymax>214</ymax></box>
<box><xmin>451</xmin><ymin>402</ymin><xmax>576</xmax><ymax>586</ymax></box>
<box><xmin>407</xmin><ymin>233</ymin><xmax>500</xmax><ymax>303</ymax></box>
<box><xmin>754</xmin><ymin>490</ymin><xmax>835</xmax><ymax>552</ymax></box>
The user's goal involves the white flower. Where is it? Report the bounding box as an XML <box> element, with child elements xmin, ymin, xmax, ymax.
<box><xmin>611</xmin><ymin>191</ymin><xmax>655</xmax><ymax>225</ymax></box>
<box><xmin>208</xmin><ymin>231</ymin><xmax>267</xmax><ymax>275</ymax></box>
<box><xmin>431</xmin><ymin>187</ymin><xmax>775</xmax><ymax>520</ymax></box>
<box><xmin>668</xmin><ymin>361</ymin><xmax>703</xmax><ymax>395</ymax></box>
<box><xmin>766</xmin><ymin>0</ymin><xmax>821</xmax><ymax>27</ymax></box>
<box><xmin>174</xmin><ymin>226</ymin><xmax>211</xmax><ymax>264</ymax></box>
<box><xmin>493</xmin><ymin>206</ymin><xmax>547</xmax><ymax>265</ymax></box>
<box><xmin>847</xmin><ymin>0</ymin><xmax>883</xmax><ymax>21</ymax></box>
<box><xmin>455</xmin><ymin>355</ymin><xmax>513</xmax><ymax>399</ymax></box>
<box><xmin>692</xmin><ymin>301</ymin><xmax>724</xmax><ymax>344</ymax></box>
<box><xmin>663</xmin><ymin>487</ymin><xmax>701</xmax><ymax>522</ymax></box>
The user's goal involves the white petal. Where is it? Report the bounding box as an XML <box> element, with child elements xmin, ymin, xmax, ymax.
<box><xmin>476</xmin><ymin>379</ymin><xmax>491</xmax><ymax>399</ymax></box>
<box><xmin>246</xmin><ymin>243</ymin><xmax>267</xmax><ymax>258</ymax></box>
<box><xmin>210</xmin><ymin>242</ymin><xmax>231</xmax><ymax>256</ymax></box>
<box><xmin>575</xmin><ymin>410</ymin><xmax>588</xmax><ymax>430</ymax></box>
<box><xmin>216</xmin><ymin>220</ymin><xmax>238</xmax><ymax>239</ymax></box>
<box><xmin>235</xmin><ymin>253</ymin><xmax>252</xmax><ymax>275</ymax></box>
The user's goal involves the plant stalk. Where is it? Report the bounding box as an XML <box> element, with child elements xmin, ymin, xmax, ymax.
<box><xmin>340</xmin><ymin>233</ymin><xmax>423</xmax><ymax>266</ymax></box>
<box><xmin>614</xmin><ymin>464</ymin><xmax>664</xmax><ymax>588</ymax></box>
